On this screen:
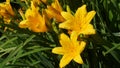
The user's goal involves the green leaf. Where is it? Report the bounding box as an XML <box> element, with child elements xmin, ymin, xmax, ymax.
<box><xmin>0</xmin><ymin>37</ymin><xmax>18</xmax><ymax>48</ymax></box>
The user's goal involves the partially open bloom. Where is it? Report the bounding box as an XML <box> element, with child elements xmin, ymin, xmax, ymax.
<box><xmin>0</xmin><ymin>0</ymin><xmax>14</xmax><ymax>23</ymax></box>
<box><xmin>52</xmin><ymin>32</ymin><xmax>86</xmax><ymax>68</ymax></box>
<box><xmin>45</xmin><ymin>0</ymin><xmax>65</xmax><ymax>22</ymax></box>
<box><xmin>32</xmin><ymin>0</ymin><xmax>47</xmax><ymax>5</ymax></box>
<box><xmin>19</xmin><ymin>1</ymin><xmax>47</xmax><ymax>32</ymax></box>
<box><xmin>59</xmin><ymin>5</ymin><xmax>96</xmax><ymax>35</ymax></box>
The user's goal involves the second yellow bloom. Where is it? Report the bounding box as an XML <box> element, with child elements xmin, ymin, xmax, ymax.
<box><xmin>59</xmin><ymin>5</ymin><xmax>96</xmax><ymax>35</ymax></box>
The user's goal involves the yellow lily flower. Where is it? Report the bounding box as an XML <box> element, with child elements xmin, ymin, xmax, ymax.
<box><xmin>59</xmin><ymin>5</ymin><xmax>96</xmax><ymax>35</ymax></box>
<box><xmin>0</xmin><ymin>0</ymin><xmax>14</xmax><ymax>23</ymax></box>
<box><xmin>52</xmin><ymin>32</ymin><xmax>86</xmax><ymax>68</ymax></box>
<box><xmin>45</xmin><ymin>0</ymin><xmax>65</xmax><ymax>22</ymax></box>
<box><xmin>19</xmin><ymin>1</ymin><xmax>47</xmax><ymax>32</ymax></box>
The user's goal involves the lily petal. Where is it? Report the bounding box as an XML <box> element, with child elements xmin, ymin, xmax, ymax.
<box><xmin>73</xmin><ymin>55</ymin><xmax>83</xmax><ymax>64</ymax></box>
<box><xmin>60</xmin><ymin>54</ymin><xmax>73</xmax><ymax>68</ymax></box>
<box><xmin>79</xmin><ymin>41</ymin><xmax>86</xmax><ymax>52</ymax></box>
<box><xmin>19</xmin><ymin>20</ymin><xmax>29</xmax><ymax>28</ymax></box>
<box><xmin>25</xmin><ymin>9</ymin><xmax>33</xmax><ymax>19</ymax></box>
<box><xmin>52</xmin><ymin>47</ymin><xmax>64</xmax><ymax>55</ymax></box>
<box><xmin>85</xmin><ymin>11</ymin><xmax>96</xmax><ymax>24</ymax></box>
<box><xmin>46</xmin><ymin>6</ymin><xmax>64</xmax><ymax>22</ymax></box>
<box><xmin>60</xmin><ymin>33</ymin><xmax>72</xmax><ymax>48</ymax></box>
<box><xmin>80</xmin><ymin>24</ymin><xmax>96</xmax><ymax>35</ymax></box>
<box><xmin>52</xmin><ymin>0</ymin><xmax>62</xmax><ymax>12</ymax></box>
<box><xmin>70</xmin><ymin>31</ymin><xmax>79</xmax><ymax>43</ymax></box>
<box><xmin>61</xmin><ymin>11</ymin><xmax>74</xmax><ymax>20</ymax></box>
<box><xmin>75</xmin><ymin>5</ymin><xmax>87</xmax><ymax>20</ymax></box>
<box><xmin>59</xmin><ymin>20</ymin><xmax>72</xmax><ymax>29</ymax></box>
